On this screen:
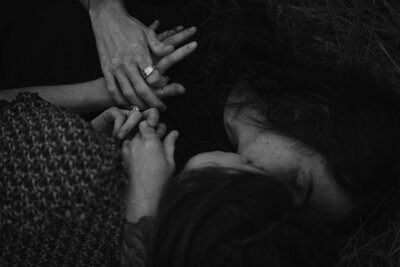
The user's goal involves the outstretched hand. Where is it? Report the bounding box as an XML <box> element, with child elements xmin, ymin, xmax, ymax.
<box><xmin>121</xmin><ymin>108</ymin><xmax>178</xmax><ymax>222</ymax></box>
<box><xmin>89</xmin><ymin>1</ymin><xmax>197</xmax><ymax>110</ymax></box>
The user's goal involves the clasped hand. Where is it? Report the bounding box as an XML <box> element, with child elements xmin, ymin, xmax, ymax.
<box><xmin>91</xmin><ymin>105</ymin><xmax>177</xmax><ymax>222</ymax></box>
<box><xmin>90</xmin><ymin>2</ymin><xmax>197</xmax><ymax>110</ymax></box>
<box><xmin>122</xmin><ymin>108</ymin><xmax>177</xmax><ymax>222</ymax></box>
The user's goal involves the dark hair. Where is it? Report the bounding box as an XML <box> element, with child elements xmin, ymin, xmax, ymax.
<box><xmin>177</xmin><ymin>6</ymin><xmax>400</xmax><ymax>213</ymax></box>
<box><xmin>151</xmin><ymin>167</ymin><xmax>338</xmax><ymax>267</ymax></box>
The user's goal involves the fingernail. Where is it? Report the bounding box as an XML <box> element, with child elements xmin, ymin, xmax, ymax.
<box><xmin>188</xmin><ymin>26</ymin><xmax>196</xmax><ymax>31</ymax></box>
<box><xmin>117</xmin><ymin>133</ymin><xmax>124</xmax><ymax>139</ymax></box>
<box><xmin>178</xmin><ymin>86</ymin><xmax>185</xmax><ymax>94</ymax></box>
<box><xmin>188</xmin><ymin>42</ymin><xmax>197</xmax><ymax>49</ymax></box>
<box><xmin>176</xmin><ymin>25</ymin><xmax>184</xmax><ymax>31</ymax></box>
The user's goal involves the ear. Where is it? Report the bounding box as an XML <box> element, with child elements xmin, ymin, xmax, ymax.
<box><xmin>291</xmin><ymin>170</ymin><xmax>312</xmax><ymax>206</ymax></box>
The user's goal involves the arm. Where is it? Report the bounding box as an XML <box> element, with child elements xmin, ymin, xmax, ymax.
<box><xmin>79</xmin><ymin>0</ymin><xmax>124</xmax><ymax>13</ymax></box>
<box><xmin>0</xmin><ymin>78</ymin><xmax>113</xmax><ymax>114</ymax></box>
<box><xmin>121</xmin><ymin>110</ymin><xmax>178</xmax><ymax>266</ymax></box>
<box><xmin>1</xmin><ymin>28</ymin><xmax>197</xmax><ymax>114</ymax></box>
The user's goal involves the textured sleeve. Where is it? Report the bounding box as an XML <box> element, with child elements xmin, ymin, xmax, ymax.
<box><xmin>121</xmin><ymin>217</ymin><xmax>154</xmax><ymax>267</ymax></box>
<box><xmin>0</xmin><ymin>92</ymin><xmax>126</xmax><ymax>266</ymax></box>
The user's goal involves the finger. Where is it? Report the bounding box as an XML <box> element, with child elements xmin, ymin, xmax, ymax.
<box><xmin>104</xmin><ymin>71</ymin><xmax>129</xmax><ymax>106</ymax></box>
<box><xmin>117</xmin><ymin>109</ymin><xmax>143</xmax><ymax>139</ymax></box>
<box><xmin>156</xmin><ymin>123</ymin><xmax>167</xmax><ymax>139</ymax></box>
<box><xmin>163</xmin><ymin>26</ymin><xmax>197</xmax><ymax>46</ymax></box>
<box><xmin>129</xmin><ymin>42</ymin><xmax>168</xmax><ymax>88</ymax></box>
<box><xmin>156</xmin><ymin>41</ymin><xmax>197</xmax><ymax>74</ymax></box>
<box><xmin>157</xmin><ymin>25</ymin><xmax>185</xmax><ymax>41</ymax></box>
<box><xmin>146</xmin><ymin>30</ymin><xmax>174</xmax><ymax>57</ymax></box>
<box><xmin>114</xmin><ymin>68</ymin><xmax>147</xmax><ymax>109</ymax></box>
<box><xmin>142</xmin><ymin>108</ymin><xmax>159</xmax><ymax>128</ymax></box>
<box><xmin>163</xmin><ymin>130</ymin><xmax>179</xmax><ymax>164</ymax></box>
<box><xmin>126</xmin><ymin>65</ymin><xmax>167</xmax><ymax>111</ymax></box>
<box><xmin>145</xmin><ymin>68</ymin><xmax>168</xmax><ymax>88</ymax></box>
<box><xmin>138</xmin><ymin>120</ymin><xmax>156</xmax><ymax>138</ymax></box>
<box><xmin>150</xmin><ymin>75</ymin><xmax>169</xmax><ymax>88</ymax></box>
<box><xmin>148</xmin><ymin>20</ymin><xmax>160</xmax><ymax>31</ymax></box>
<box><xmin>154</xmin><ymin>83</ymin><xmax>185</xmax><ymax>99</ymax></box>
<box><xmin>112</xmin><ymin>110</ymin><xmax>128</xmax><ymax>137</ymax></box>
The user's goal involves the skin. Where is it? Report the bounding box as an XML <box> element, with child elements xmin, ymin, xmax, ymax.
<box><xmin>0</xmin><ymin>25</ymin><xmax>197</xmax><ymax>114</ymax></box>
<box><xmin>120</xmin><ymin>105</ymin><xmax>353</xmax><ymax>223</ymax></box>
<box><xmin>223</xmin><ymin>87</ymin><xmax>354</xmax><ymax>222</ymax></box>
<box><xmin>83</xmin><ymin>0</ymin><xmax>196</xmax><ymax>110</ymax></box>
<box><xmin>183</xmin><ymin>151</ymin><xmax>266</xmax><ymax>175</ymax></box>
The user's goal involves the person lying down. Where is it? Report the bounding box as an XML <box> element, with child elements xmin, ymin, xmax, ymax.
<box><xmin>120</xmin><ymin>108</ymin><xmax>338</xmax><ymax>267</ymax></box>
<box><xmin>1</xmin><ymin>94</ymin><xmax>337</xmax><ymax>266</ymax></box>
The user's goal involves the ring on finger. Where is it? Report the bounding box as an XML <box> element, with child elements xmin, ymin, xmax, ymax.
<box><xmin>141</xmin><ymin>65</ymin><xmax>157</xmax><ymax>79</ymax></box>
<box><xmin>127</xmin><ymin>105</ymin><xmax>141</xmax><ymax>115</ymax></box>
<box><xmin>130</xmin><ymin>105</ymin><xmax>140</xmax><ymax>111</ymax></box>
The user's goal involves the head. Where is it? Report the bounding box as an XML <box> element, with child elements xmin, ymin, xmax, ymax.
<box><xmin>151</xmin><ymin>167</ymin><xmax>338</xmax><ymax>267</ymax></box>
<box><xmin>178</xmin><ymin>7</ymin><xmax>400</xmax><ymax>222</ymax></box>
<box><xmin>223</xmin><ymin>67</ymin><xmax>400</xmax><ymax>223</ymax></box>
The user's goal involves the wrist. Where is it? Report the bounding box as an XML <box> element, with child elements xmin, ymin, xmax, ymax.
<box><xmin>124</xmin><ymin>188</ymin><xmax>162</xmax><ymax>222</ymax></box>
<box><xmin>125</xmin><ymin>199</ymin><xmax>159</xmax><ymax>223</ymax></box>
<box><xmin>88</xmin><ymin>0</ymin><xmax>126</xmax><ymax>18</ymax></box>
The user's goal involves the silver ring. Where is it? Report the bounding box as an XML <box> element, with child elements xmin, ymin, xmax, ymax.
<box><xmin>130</xmin><ymin>105</ymin><xmax>140</xmax><ymax>112</ymax></box>
<box><xmin>141</xmin><ymin>65</ymin><xmax>156</xmax><ymax>78</ymax></box>
<box><xmin>160</xmin><ymin>88</ymin><xmax>164</xmax><ymax>96</ymax></box>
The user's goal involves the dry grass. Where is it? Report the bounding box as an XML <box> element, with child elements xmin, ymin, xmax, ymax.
<box><xmin>335</xmin><ymin>186</ymin><xmax>400</xmax><ymax>267</ymax></box>
<box><xmin>245</xmin><ymin>0</ymin><xmax>400</xmax><ymax>266</ymax></box>
<box><xmin>256</xmin><ymin>0</ymin><xmax>400</xmax><ymax>90</ymax></box>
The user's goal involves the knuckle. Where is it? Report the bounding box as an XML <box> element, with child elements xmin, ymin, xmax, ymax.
<box><xmin>148</xmin><ymin>107</ymin><xmax>158</xmax><ymax>114</ymax></box>
<box><xmin>122</xmin><ymin>89</ymin><xmax>135</xmax><ymax>99</ymax></box>
<box><xmin>110</xmin><ymin>58</ymin><xmax>121</xmax><ymax>68</ymax></box>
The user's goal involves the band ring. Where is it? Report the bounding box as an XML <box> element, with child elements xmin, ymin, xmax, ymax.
<box><xmin>141</xmin><ymin>65</ymin><xmax>157</xmax><ymax>78</ymax></box>
<box><xmin>130</xmin><ymin>105</ymin><xmax>140</xmax><ymax>112</ymax></box>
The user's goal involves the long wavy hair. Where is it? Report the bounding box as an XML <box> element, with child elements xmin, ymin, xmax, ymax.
<box><xmin>175</xmin><ymin>5</ymin><xmax>400</xmax><ymax>215</ymax></box>
<box><xmin>151</xmin><ymin>167</ymin><xmax>338</xmax><ymax>267</ymax></box>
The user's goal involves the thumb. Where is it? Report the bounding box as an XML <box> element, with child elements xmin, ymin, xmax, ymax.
<box><xmin>146</xmin><ymin>30</ymin><xmax>174</xmax><ymax>57</ymax></box>
<box><xmin>148</xmin><ymin>20</ymin><xmax>160</xmax><ymax>31</ymax></box>
<box><xmin>163</xmin><ymin>130</ymin><xmax>178</xmax><ymax>165</ymax></box>
<box><xmin>121</xmin><ymin>140</ymin><xmax>131</xmax><ymax>162</ymax></box>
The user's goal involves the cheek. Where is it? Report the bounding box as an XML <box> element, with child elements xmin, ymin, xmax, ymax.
<box><xmin>240</xmin><ymin>142</ymin><xmax>299</xmax><ymax>175</ymax></box>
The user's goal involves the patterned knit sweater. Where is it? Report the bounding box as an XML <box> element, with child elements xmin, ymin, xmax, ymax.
<box><xmin>0</xmin><ymin>93</ymin><xmax>126</xmax><ymax>266</ymax></box>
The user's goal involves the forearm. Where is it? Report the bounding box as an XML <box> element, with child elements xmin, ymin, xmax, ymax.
<box><xmin>0</xmin><ymin>78</ymin><xmax>115</xmax><ymax>114</ymax></box>
<box><xmin>79</xmin><ymin>0</ymin><xmax>126</xmax><ymax>16</ymax></box>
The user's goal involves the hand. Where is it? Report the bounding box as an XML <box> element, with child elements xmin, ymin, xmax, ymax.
<box><xmin>89</xmin><ymin>1</ymin><xmax>197</xmax><ymax>110</ymax></box>
<box><xmin>90</xmin><ymin>106</ymin><xmax>163</xmax><ymax>139</ymax></box>
<box><xmin>147</xmin><ymin>21</ymin><xmax>197</xmax><ymax>91</ymax></box>
<box><xmin>90</xmin><ymin>106</ymin><xmax>142</xmax><ymax>139</ymax></box>
<box><xmin>121</xmin><ymin>110</ymin><xmax>178</xmax><ymax>221</ymax></box>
